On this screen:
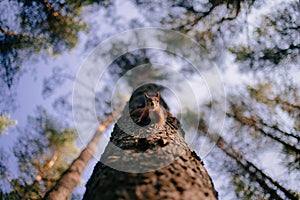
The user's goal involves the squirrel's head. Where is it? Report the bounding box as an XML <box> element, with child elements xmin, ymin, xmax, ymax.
<box><xmin>144</xmin><ymin>92</ymin><xmax>160</xmax><ymax>110</ymax></box>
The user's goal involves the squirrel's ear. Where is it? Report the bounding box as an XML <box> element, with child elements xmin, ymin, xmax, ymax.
<box><xmin>156</xmin><ymin>92</ymin><xmax>160</xmax><ymax>98</ymax></box>
<box><xmin>144</xmin><ymin>93</ymin><xmax>149</xmax><ymax>99</ymax></box>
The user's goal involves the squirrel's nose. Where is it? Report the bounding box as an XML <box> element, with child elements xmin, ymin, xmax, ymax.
<box><xmin>151</xmin><ymin>102</ymin><xmax>154</xmax><ymax>106</ymax></box>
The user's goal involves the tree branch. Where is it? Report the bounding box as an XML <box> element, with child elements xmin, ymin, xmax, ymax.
<box><xmin>0</xmin><ymin>26</ymin><xmax>33</xmax><ymax>38</ymax></box>
<box><xmin>226</xmin><ymin>112</ymin><xmax>300</xmax><ymax>153</ymax></box>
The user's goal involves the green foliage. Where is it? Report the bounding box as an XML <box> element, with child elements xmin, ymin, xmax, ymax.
<box><xmin>228</xmin><ymin>46</ymin><xmax>255</xmax><ymax>62</ymax></box>
<box><xmin>0</xmin><ymin>0</ymin><xmax>102</xmax><ymax>89</ymax></box>
<box><xmin>46</xmin><ymin>127</ymin><xmax>76</xmax><ymax>148</ymax></box>
<box><xmin>0</xmin><ymin>113</ymin><xmax>17</xmax><ymax>135</ymax></box>
<box><xmin>247</xmin><ymin>83</ymin><xmax>275</xmax><ymax>107</ymax></box>
<box><xmin>229</xmin><ymin>1</ymin><xmax>299</xmax><ymax>70</ymax></box>
<box><xmin>232</xmin><ymin>174</ymin><xmax>266</xmax><ymax>200</ymax></box>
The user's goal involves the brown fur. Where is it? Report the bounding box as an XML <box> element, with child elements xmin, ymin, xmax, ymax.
<box><xmin>131</xmin><ymin>92</ymin><xmax>168</xmax><ymax>126</ymax></box>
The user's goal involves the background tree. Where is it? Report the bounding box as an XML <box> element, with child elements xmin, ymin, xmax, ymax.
<box><xmin>196</xmin><ymin>81</ymin><xmax>300</xmax><ymax>199</ymax></box>
<box><xmin>0</xmin><ymin>107</ymin><xmax>78</xmax><ymax>199</ymax></box>
<box><xmin>43</xmin><ymin>108</ymin><xmax>121</xmax><ymax>200</ymax></box>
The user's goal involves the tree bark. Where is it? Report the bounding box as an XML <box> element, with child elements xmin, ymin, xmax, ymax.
<box><xmin>83</xmin><ymin>86</ymin><xmax>218</xmax><ymax>200</ymax></box>
<box><xmin>43</xmin><ymin>110</ymin><xmax>120</xmax><ymax>200</ymax></box>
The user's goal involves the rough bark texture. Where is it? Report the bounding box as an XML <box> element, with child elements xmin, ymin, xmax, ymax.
<box><xmin>83</xmin><ymin>85</ymin><xmax>218</xmax><ymax>200</ymax></box>
<box><xmin>43</xmin><ymin>112</ymin><xmax>118</xmax><ymax>200</ymax></box>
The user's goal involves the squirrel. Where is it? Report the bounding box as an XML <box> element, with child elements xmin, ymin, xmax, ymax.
<box><xmin>131</xmin><ymin>92</ymin><xmax>168</xmax><ymax>126</ymax></box>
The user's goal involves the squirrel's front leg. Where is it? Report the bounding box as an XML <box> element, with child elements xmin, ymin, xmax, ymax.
<box><xmin>137</xmin><ymin>109</ymin><xmax>149</xmax><ymax>124</ymax></box>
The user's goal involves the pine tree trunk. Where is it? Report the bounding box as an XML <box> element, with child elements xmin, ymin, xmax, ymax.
<box><xmin>83</xmin><ymin>87</ymin><xmax>218</xmax><ymax>200</ymax></box>
<box><xmin>43</xmin><ymin>111</ymin><xmax>118</xmax><ymax>200</ymax></box>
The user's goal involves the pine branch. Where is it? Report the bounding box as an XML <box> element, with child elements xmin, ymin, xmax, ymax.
<box><xmin>0</xmin><ymin>26</ymin><xmax>33</xmax><ymax>38</ymax></box>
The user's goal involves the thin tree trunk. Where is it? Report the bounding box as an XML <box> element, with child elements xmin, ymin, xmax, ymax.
<box><xmin>210</xmin><ymin>133</ymin><xmax>299</xmax><ymax>200</ymax></box>
<box><xmin>36</xmin><ymin>153</ymin><xmax>58</xmax><ymax>182</ymax></box>
<box><xmin>226</xmin><ymin>113</ymin><xmax>300</xmax><ymax>153</ymax></box>
<box><xmin>43</xmin><ymin>109</ymin><xmax>120</xmax><ymax>200</ymax></box>
<box><xmin>257</xmin><ymin>118</ymin><xmax>300</xmax><ymax>141</ymax></box>
<box><xmin>83</xmin><ymin>86</ymin><xmax>218</xmax><ymax>200</ymax></box>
